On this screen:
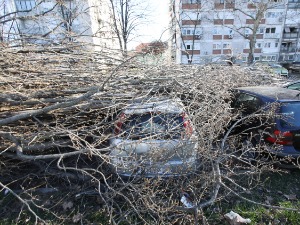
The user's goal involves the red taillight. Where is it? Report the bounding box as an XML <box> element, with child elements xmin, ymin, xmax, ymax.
<box><xmin>182</xmin><ymin>113</ymin><xmax>193</xmax><ymax>136</ymax></box>
<box><xmin>114</xmin><ymin>113</ymin><xmax>125</xmax><ymax>135</ymax></box>
<box><xmin>265</xmin><ymin>130</ymin><xmax>293</xmax><ymax>146</ymax></box>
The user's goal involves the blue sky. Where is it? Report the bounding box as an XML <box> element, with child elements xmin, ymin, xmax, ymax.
<box><xmin>129</xmin><ymin>0</ymin><xmax>169</xmax><ymax>49</ymax></box>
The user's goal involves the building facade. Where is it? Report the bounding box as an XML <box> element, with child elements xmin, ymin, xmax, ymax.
<box><xmin>1</xmin><ymin>0</ymin><xmax>116</xmax><ymax>50</ymax></box>
<box><xmin>170</xmin><ymin>0</ymin><xmax>300</xmax><ymax>64</ymax></box>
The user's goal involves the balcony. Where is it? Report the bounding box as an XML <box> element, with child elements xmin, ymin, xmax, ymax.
<box><xmin>182</xmin><ymin>50</ymin><xmax>200</xmax><ymax>55</ymax></box>
<box><xmin>214</xmin><ymin>19</ymin><xmax>223</xmax><ymax>25</ymax></box>
<box><xmin>223</xmin><ymin>49</ymin><xmax>232</xmax><ymax>54</ymax></box>
<box><xmin>213</xmin><ymin>35</ymin><xmax>222</xmax><ymax>40</ymax></box>
<box><xmin>287</xmin><ymin>1</ymin><xmax>300</xmax><ymax>9</ymax></box>
<box><xmin>182</xmin><ymin>35</ymin><xmax>202</xmax><ymax>40</ymax></box>
<box><xmin>214</xmin><ymin>2</ymin><xmax>235</xmax><ymax>9</ymax></box>
<box><xmin>182</xmin><ymin>20</ymin><xmax>201</xmax><ymax>25</ymax></box>
<box><xmin>247</xmin><ymin>3</ymin><xmax>256</xmax><ymax>9</ymax></box>
<box><xmin>264</xmin><ymin>33</ymin><xmax>280</xmax><ymax>39</ymax></box>
<box><xmin>182</xmin><ymin>3</ymin><xmax>201</xmax><ymax>9</ymax></box>
<box><xmin>213</xmin><ymin>49</ymin><xmax>222</xmax><ymax>54</ymax></box>
<box><xmin>280</xmin><ymin>47</ymin><xmax>297</xmax><ymax>53</ymax></box>
<box><xmin>256</xmin><ymin>34</ymin><xmax>264</xmax><ymax>39</ymax></box>
<box><xmin>246</xmin><ymin>19</ymin><xmax>265</xmax><ymax>24</ymax></box>
<box><xmin>212</xmin><ymin>19</ymin><xmax>234</xmax><ymax>26</ymax></box>
<box><xmin>224</xmin><ymin>19</ymin><xmax>234</xmax><ymax>25</ymax></box>
<box><xmin>283</xmin><ymin>33</ymin><xmax>298</xmax><ymax>39</ymax></box>
<box><xmin>243</xmin><ymin>49</ymin><xmax>262</xmax><ymax>53</ymax></box>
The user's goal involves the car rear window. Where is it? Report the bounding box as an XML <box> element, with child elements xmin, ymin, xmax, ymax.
<box><xmin>279</xmin><ymin>102</ymin><xmax>300</xmax><ymax>129</ymax></box>
<box><xmin>121</xmin><ymin>113</ymin><xmax>184</xmax><ymax>139</ymax></box>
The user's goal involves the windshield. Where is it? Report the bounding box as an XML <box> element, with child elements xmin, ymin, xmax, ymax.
<box><xmin>279</xmin><ymin>102</ymin><xmax>300</xmax><ymax>129</ymax></box>
<box><xmin>272</xmin><ymin>65</ymin><xmax>281</xmax><ymax>69</ymax></box>
<box><xmin>121</xmin><ymin>113</ymin><xmax>184</xmax><ymax>139</ymax></box>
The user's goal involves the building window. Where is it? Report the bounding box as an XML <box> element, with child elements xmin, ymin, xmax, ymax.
<box><xmin>186</xmin><ymin>44</ymin><xmax>191</xmax><ymax>50</ymax></box>
<box><xmin>266</xmin><ymin>27</ymin><xmax>276</xmax><ymax>33</ymax></box>
<box><xmin>245</xmin><ymin>28</ymin><xmax>251</xmax><ymax>36</ymax></box>
<box><xmin>264</xmin><ymin>42</ymin><xmax>271</xmax><ymax>48</ymax></box>
<box><xmin>223</xmin><ymin>43</ymin><xmax>230</xmax><ymax>49</ymax></box>
<box><xmin>284</xmin><ymin>55</ymin><xmax>294</xmax><ymax>60</ymax></box>
<box><xmin>258</xmin><ymin>28</ymin><xmax>264</xmax><ymax>34</ymax></box>
<box><xmin>266</xmin><ymin>12</ymin><xmax>283</xmax><ymax>18</ymax></box>
<box><xmin>261</xmin><ymin>55</ymin><xmax>276</xmax><ymax>61</ymax></box>
<box><xmin>183</xmin><ymin>0</ymin><xmax>201</xmax><ymax>3</ymax></box>
<box><xmin>213</xmin><ymin>43</ymin><xmax>221</xmax><ymax>49</ymax></box>
<box><xmin>213</xmin><ymin>28</ymin><xmax>221</xmax><ymax>35</ymax></box>
<box><xmin>220</xmin><ymin>0</ymin><xmax>225</xmax><ymax>3</ymax></box>
<box><xmin>254</xmin><ymin>56</ymin><xmax>260</xmax><ymax>61</ymax></box>
<box><xmin>256</xmin><ymin>43</ymin><xmax>262</xmax><ymax>48</ymax></box>
<box><xmin>275</xmin><ymin>42</ymin><xmax>278</xmax><ymax>47</ymax></box>
<box><xmin>182</xmin><ymin>28</ymin><xmax>202</xmax><ymax>35</ymax></box>
<box><xmin>15</xmin><ymin>0</ymin><xmax>36</xmax><ymax>11</ymax></box>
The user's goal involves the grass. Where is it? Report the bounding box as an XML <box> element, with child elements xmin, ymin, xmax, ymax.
<box><xmin>1</xmin><ymin>170</ymin><xmax>300</xmax><ymax>224</ymax></box>
<box><xmin>203</xmin><ymin>169</ymin><xmax>300</xmax><ymax>225</ymax></box>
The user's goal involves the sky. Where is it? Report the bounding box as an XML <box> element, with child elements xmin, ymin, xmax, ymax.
<box><xmin>128</xmin><ymin>0</ymin><xmax>170</xmax><ymax>50</ymax></box>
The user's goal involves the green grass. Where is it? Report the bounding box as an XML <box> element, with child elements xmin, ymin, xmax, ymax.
<box><xmin>203</xmin><ymin>169</ymin><xmax>300</xmax><ymax>225</ymax></box>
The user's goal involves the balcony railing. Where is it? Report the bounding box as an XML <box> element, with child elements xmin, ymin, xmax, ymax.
<box><xmin>264</xmin><ymin>33</ymin><xmax>280</xmax><ymax>39</ymax></box>
<box><xmin>288</xmin><ymin>3</ymin><xmax>300</xmax><ymax>9</ymax></box>
<box><xmin>280</xmin><ymin>47</ymin><xmax>297</xmax><ymax>52</ymax></box>
<box><xmin>283</xmin><ymin>33</ymin><xmax>298</xmax><ymax>39</ymax></box>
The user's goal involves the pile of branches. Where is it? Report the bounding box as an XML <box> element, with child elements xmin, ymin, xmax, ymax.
<box><xmin>1</xmin><ymin>45</ymin><xmax>289</xmax><ymax>224</ymax></box>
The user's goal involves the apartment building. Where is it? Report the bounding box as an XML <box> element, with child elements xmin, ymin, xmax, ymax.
<box><xmin>170</xmin><ymin>0</ymin><xmax>300</xmax><ymax>64</ymax></box>
<box><xmin>1</xmin><ymin>0</ymin><xmax>116</xmax><ymax>50</ymax></box>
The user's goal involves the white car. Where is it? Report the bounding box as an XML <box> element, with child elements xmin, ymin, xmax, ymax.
<box><xmin>109</xmin><ymin>97</ymin><xmax>198</xmax><ymax>177</ymax></box>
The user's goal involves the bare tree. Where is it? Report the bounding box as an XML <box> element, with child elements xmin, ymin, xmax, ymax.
<box><xmin>109</xmin><ymin>0</ymin><xmax>149</xmax><ymax>57</ymax></box>
<box><xmin>232</xmin><ymin>1</ymin><xmax>266</xmax><ymax>65</ymax></box>
<box><xmin>231</xmin><ymin>0</ymin><xmax>285</xmax><ymax>65</ymax></box>
<box><xmin>171</xmin><ymin>0</ymin><xmax>204</xmax><ymax>64</ymax></box>
<box><xmin>2</xmin><ymin>43</ymin><xmax>299</xmax><ymax>223</ymax></box>
<box><xmin>1</xmin><ymin>1</ymin><xmax>300</xmax><ymax>224</ymax></box>
<box><xmin>0</xmin><ymin>0</ymin><xmax>107</xmax><ymax>47</ymax></box>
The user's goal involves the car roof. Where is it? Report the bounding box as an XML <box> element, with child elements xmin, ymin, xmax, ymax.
<box><xmin>235</xmin><ymin>86</ymin><xmax>300</xmax><ymax>101</ymax></box>
<box><xmin>283</xmin><ymin>80</ymin><xmax>300</xmax><ymax>87</ymax></box>
<box><xmin>123</xmin><ymin>97</ymin><xmax>184</xmax><ymax>114</ymax></box>
<box><xmin>270</xmin><ymin>63</ymin><xmax>281</xmax><ymax>66</ymax></box>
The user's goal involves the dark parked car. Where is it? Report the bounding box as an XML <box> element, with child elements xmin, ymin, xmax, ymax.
<box><xmin>289</xmin><ymin>62</ymin><xmax>300</xmax><ymax>73</ymax></box>
<box><xmin>230</xmin><ymin>86</ymin><xmax>300</xmax><ymax>160</ymax></box>
<box><xmin>283</xmin><ymin>80</ymin><xmax>300</xmax><ymax>91</ymax></box>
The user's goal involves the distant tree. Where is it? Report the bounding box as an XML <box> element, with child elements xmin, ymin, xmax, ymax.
<box><xmin>0</xmin><ymin>0</ymin><xmax>99</xmax><ymax>46</ymax></box>
<box><xmin>109</xmin><ymin>0</ymin><xmax>149</xmax><ymax>57</ymax></box>
<box><xmin>171</xmin><ymin>0</ymin><xmax>204</xmax><ymax>64</ymax></box>
<box><xmin>231</xmin><ymin>0</ymin><xmax>285</xmax><ymax>65</ymax></box>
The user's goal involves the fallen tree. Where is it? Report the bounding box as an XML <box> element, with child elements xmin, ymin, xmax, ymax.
<box><xmin>1</xmin><ymin>44</ymin><xmax>298</xmax><ymax>224</ymax></box>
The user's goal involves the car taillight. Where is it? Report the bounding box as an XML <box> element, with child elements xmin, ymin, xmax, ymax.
<box><xmin>182</xmin><ymin>113</ymin><xmax>193</xmax><ymax>136</ymax></box>
<box><xmin>114</xmin><ymin>113</ymin><xmax>125</xmax><ymax>135</ymax></box>
<box><xmin>265</xmin><ymin>130</ymin><xmax>293</xmax><ymax>146</ymax></box>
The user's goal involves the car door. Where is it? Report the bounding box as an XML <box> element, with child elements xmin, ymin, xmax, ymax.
<box><xmin>233</xmin><ymin>92</ymin><xmax>262</xmax><ymax>113</ymax></box>
<box><xmin>230</xmin><ymin>92</ymin><xmax>264</xmax><ymax>134</ymax></box>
